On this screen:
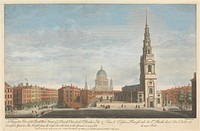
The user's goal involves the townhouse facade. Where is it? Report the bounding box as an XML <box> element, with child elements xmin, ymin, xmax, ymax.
<box><xmin>5</xmin><ymin>82</ymin><xmax>14</xmax><ymax>112</ymax></box>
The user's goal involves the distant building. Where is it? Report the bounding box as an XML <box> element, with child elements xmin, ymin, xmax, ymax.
<box><xmin>161</xmin><ymin>85</ymin><xmax>192</xmax><ymax>109</ymax></box>
<box><xmin>13</xmin><ymin>83</ymin><xmax>58</xmax><ymax>110</ymax></box>
<box><xmin>58</xmin><ymin>85</ymin><xmax>81</xmax><ymax>108</ymax></box>
<box><xmin>191</xmin><ymin>72</ymin><xmax>196</xmax><ymax>117</ymax></box>
<box><xmin>114</xmin><ymin>91</ymin><xmax>123</xmax><ymax>101</ymax></box>
<box><xmin>80</xmin><ymin>89</ymin><xmax>96</xmax><ymax>107</ymax></box>
<box><xmin>58</xmin><ymin>83</ymin><xmax>117</xmax><ymax>108</ymax></box>
<box><xmin>95</xmin><ymin>91</ymin><xmax>114</xmax><ymax>100</ymax></box>
<box><xmin>30</xmin><ymin>84</ymin><xmax>42</xmax><ymax>107</ymax></box>
<box><xmin>13</xmin><ymin>83</ymin><xmax>32</xmax><ymax>110</ymax></box>
<box><xmin>94</xmin><ymin>66</ymin><xmax>113</xmax><ymax>91</ymax></box>
<box><xmin>5</xmin><ymin>82</ymin><xmax>14</xmax><ymax>112</ymax></box>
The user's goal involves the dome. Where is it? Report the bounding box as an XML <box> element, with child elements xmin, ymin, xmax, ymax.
<box><xmin>96</xmin><ymin>66</ymin><xmax>107</xmax><ymax>77</ymax></box>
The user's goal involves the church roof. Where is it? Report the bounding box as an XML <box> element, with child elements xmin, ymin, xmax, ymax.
<box><xmin>122</xmin><ymin>84</ymin><xmax>141</xmax><ymax>89</ymax></box>
<box><xmin>96</xmin><ymin>66</ymin><xmax>107</xmax><ymax>77</ymax></box>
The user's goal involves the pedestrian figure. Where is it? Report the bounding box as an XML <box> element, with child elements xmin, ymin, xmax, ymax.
<box><xmin>121</xmin><ymin>104</ymin><xmax>123</xmax><ymax>108</ymax></box>
<box><xmin>163</xmin><ymin>107</ymin><xmax>166</xmax><ymax>111</ymax></box>
<box><xmin>35</xmin><ymin>111</ymin><xmax>37</xmax><ymax>117</ymax></box>
<box><xmin>136</xmin><ymin>105</ymin><xmax>137</xmax><ymax>108</ymax></box>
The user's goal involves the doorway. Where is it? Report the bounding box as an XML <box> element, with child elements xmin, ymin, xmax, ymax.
<box><xmin>150</xmin><ymin>102</ymin><xmax>154</xmax><ymax>107</ymax></box>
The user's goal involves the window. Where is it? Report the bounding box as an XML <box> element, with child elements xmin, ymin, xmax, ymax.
<box><xmin>5</xmin><ymin>95</ymin><xmax>6</xmax><ymax>99</ymax></box>
<box><xmin>147</xmin><ymin>49</ymin><xmax>151</xmax><ymax>54</ymax></box>
<box><xmin>148</xmin><ymin>65</ymin><xmax>152</xmax><ymax>72</ymax></box>
<box><xmin>139</xmin><ymin>98</ymin><xmax>142</xmax><ymax>102</ymax></box>
<box><xmin>157</xmin><ymin>98</ymin><xmax>160</xmax><ymax>104</ymax></box>
<box><xmin>149</xmin><ymin>88</ymin><xmax>153</xmax><ymax>94</ymax></box>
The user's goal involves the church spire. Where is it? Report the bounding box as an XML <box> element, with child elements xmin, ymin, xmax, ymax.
<box><xmin>145</xmin><ymin>10</ymin><xmax>148</xmax><ymax>27</ymax></box>
<box><xmin>143</xmin><ymin>10</ymin><xmax>151</xmax><ymax>47</ymax></box>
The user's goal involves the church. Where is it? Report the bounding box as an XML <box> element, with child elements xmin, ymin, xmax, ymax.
<box><xmin>115</xmin><ymin>12</ymin><xmax>162</xmax><ymax>108</ymax></box>
<box><xmin>94</xmin><ymin>66</ymin><xmax>113</xmax><ymax>91</ymax></box>
<box><xmin>92</xmin><ymin>66</ymin><xmax>114</xmax><ymax>100</ymax></box>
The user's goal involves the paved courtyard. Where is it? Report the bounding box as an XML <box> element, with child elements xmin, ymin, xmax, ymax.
<box><xmin>40</xmin><ymin>109</ymin><xmax>193</xmax><ymax>118</ymax></box>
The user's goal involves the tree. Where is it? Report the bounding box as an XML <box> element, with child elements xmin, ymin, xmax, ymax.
<box><xmin>187</xmin><ymin>92</ymin><xmax>192</xmax><ymax>110</ymax></box>
<box><xmin>100</xmin><ymin>96</ymin><xmax>103</xmax><ymax>102</ymax></box>
<box><xmin>178</xmin><ymin>90</ymin><xmax>185</xmax><ymax>110</ymax></box>
<box><xmin>110</xmin><ymin>97</ymin><xmax>113</xmax><ymax>102</ymax></box>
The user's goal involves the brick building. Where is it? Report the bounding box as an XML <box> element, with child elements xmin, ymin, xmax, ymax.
<box><xmin>58</xmin><ymin>85</ymin><xmax>81</xmax><ymax>108</ymax></box>
<box><xmin>161</xmin><ymin>85</ymin><xmax>192</xmax><ymax>109</ymax></box>
<box><xmin>80</xmin><ymin>89</ymin><xmax>96</xmax><ymax>107</ymax></box>
<box><xmin>13</xmin><ymin>83</ymin><xmax>32</xmax><ymax>110</ymax></box>
<box><xmin>12</xmin><ymin>83</ymin><xmax>58</xmax><ymax>110</ymax></box>
<box><xmin>31</xmin><ymin>84</ymin><xmax>42</xmax><ymax>107</ymax></box>
<box><xmin>47</xmin><ymin>88</ymin><xmax>58</xmax><ymax>104</ymax></box>
<box><xmin>5</xmin><ymin>82</ymin><xmax>14</xmax><ymax>112</ymax></box>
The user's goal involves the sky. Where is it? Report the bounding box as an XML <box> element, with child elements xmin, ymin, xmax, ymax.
<box><xmin>4</xmin><ymin>4</ymin><xmax>196</xmax><ymax>90</ymax></box>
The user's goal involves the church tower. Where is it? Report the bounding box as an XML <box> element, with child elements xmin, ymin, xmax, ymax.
<box><xmin>140</xmin><ymin>11</ymin><xmax>157</xmax><ymax>107</ymax></box>
<box><xmin>110</xmin><ymin>78</ymin><xmax>113</xmax><ymax>90</ymax></box>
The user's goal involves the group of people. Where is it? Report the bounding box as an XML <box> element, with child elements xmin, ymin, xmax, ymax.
<box><xmin>121</xmin><ymin>104</ymin><xmax>126</xmax><ymax>108</ymax></box>
<box><xmin>32</xmin><ymin>110</ymin><xmax>39</xmax><ymax>118</ymax></box>
<box><xmin>135</xmin><ymin>105</ymin><xmax>141</xmax><ymax>108</ymax></box>
<box><xmin>99</xmin><ymin>104</ymin><xmax>111</xmax><ymax>109</ymax></box>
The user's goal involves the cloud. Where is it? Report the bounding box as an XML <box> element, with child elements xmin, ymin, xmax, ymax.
<box><xmin>4</xmin><ymin>5</ymin><xmax>196</xmax><ymax>91</ymax></box>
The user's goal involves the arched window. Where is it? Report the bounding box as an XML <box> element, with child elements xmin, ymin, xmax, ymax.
<box><xmin>149</xmin><ymin>88</ymin><xmax>153</xmax><ymax>94</ymax></box>
<box><xmin>147</xmin><ymin>49</ymin><xmax>151</xmax><ymax>54</ymax></box>
<box><xmin>148</xmin><ymin>65</ymin><xmax>152</xmax><ymax>72</ymax></box>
